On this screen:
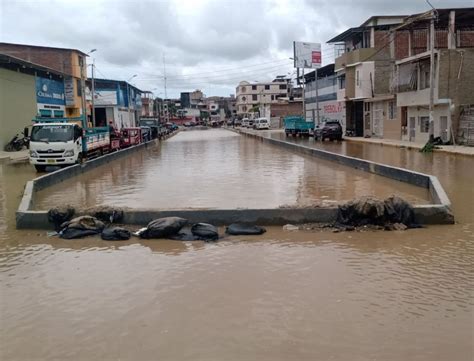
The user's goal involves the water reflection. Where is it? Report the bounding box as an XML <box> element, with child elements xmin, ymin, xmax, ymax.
<box><xmin>33</xmin><ymin>129</ymin><xmax>430</xmax><ymax>210</ymax></box>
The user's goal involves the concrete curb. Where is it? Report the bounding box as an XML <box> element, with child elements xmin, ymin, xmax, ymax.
<box><xmin>236</xmin><ymin>130</ymin><xmax>454</xmax><ymax>224</ymax></box>
<box><xmin>16</xmin><ymin>130</ymin><xmax>455</xmax><ymax>229</ymax></box>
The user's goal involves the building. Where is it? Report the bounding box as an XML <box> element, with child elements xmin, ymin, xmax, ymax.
<box><xmin>141</xmin><ymin>91</ymin><xmax>156</xmax><ymax>117</ymax></box>
<box><xmin>304</xmin><ymin>64</ymin><xmax>346</xmax><ymax>130</ymax></box>
<box><xmin>0</xmin><ymin>53</ymin><xmax>67</xmax><ymax>149</ymax></box>
<box><xmin>87</xmin><ymin>78</ymin><xmax>143</xmax><ymax>128</ymax></box>
<box><xmin>235</xmin><ymin>77</ymin><xmax>292</xmax><ymax>117</ymax></box>
<box><xmin>327</xmin><ymin>15</ymin><xmax>407</xmax><ymax>138</ymax></box>
<box><xmin>394</xmin><ymin>8</ymin><xmax>474</xmax><ymax>144</ymax></box>
<box><xmin>0</xmin><ymin>42</ymin><xmax>87</xmax><ymax>119</ymax></box>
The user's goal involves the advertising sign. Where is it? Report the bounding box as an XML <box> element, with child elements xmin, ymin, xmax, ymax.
<box><xmin>35</xmin><ymin>77</ymin><xmax>65</xmax><ymax>105</ymax></box>
<box><xmin>293</xmin><ymin>41</ymin><xmax>322</xmax><ymax>69</ymax></box>
<box><xmin>64</xmin><ymin>77</ymin><xmax>75</xmax><ymax>106</ymax></box>
<box><xmin>94</xmin><ymin>90</ymin><xmax>118</xmax><ymax>106</ymax></box>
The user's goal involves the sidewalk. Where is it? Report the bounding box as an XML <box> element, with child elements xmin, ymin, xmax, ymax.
<box><xmin>345</xmin><ymin>137</ymin><xmax>474</xmax><ymax>156</ymax></box>
<box><xmin>0</xmin><ymin>149</ymin><xmax>29</xmax><ymax>164</ymax></box>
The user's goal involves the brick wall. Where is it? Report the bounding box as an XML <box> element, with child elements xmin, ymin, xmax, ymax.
<box><xmin>270</xmin><ymin>102</ymin><xmax>303</xmax><ymax>118</ymax></box>
<box><xmin>373</xmin><ymin>30</ymin><xmax>391</xmax><ymax>59</ymax></box>
<box><xmin>395</xmin><ymin>31</ymin><xmax>410</xmax><ymax>60</ymax></box>
<box><xmin>0</xmin><ymin>44</ymin><xmax>73</xmax><ymax>76</ymax></box>
<box><xmin>438</xmin><ymin>48</ymin><xmax>474</xmax><ymax>104</ymax></box>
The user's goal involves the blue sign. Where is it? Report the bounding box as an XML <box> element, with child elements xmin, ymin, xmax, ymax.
<box><xmin>36</xmin><ymin>77</ymin><xmax>65</xmax><ymax>105</ymax></box>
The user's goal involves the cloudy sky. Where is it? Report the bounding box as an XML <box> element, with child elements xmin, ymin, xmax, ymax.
<box><xmin>1</xmin><ymin>0</ymin><xmax>471</xmax><ymax>97</ymax></box>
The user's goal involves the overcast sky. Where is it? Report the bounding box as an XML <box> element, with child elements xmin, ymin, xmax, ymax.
<box><xmin>1</xmin><ymin>0</ymin><xmax>471</xmax><ymax>98</ymax></box>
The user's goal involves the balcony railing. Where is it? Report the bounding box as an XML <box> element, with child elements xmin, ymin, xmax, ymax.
<box><xmin>335</xmin><ymin>48</ymin><xmax>378</xmax><ymax>70</ymax></box>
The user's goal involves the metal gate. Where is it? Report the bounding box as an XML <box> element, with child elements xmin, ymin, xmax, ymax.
<box><xmin>409</xmin><ymin>117</ymin><xmax>416</xmax><ymax>141</ymax></box>
<box><xmin>371</xmin><ymin>102</ymin><xmax>384</xmax><ymax>137</ymax></box>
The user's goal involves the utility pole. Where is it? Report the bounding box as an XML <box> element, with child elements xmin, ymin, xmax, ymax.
<box><xmin>302</xmin><ymin>67</ymin><xmax>305</xmax><ymax>120</ymax></box>
<box><xmin>315</xmin><ymin>70</ymin><xmax>320</xmax><ymax>125</ymax></box>
<box><xmin>91</xmin><ymin>57</ymin><xmax>95</xmax><ymax>126</ymax></box>
<box><xmin>163</xmin><ymin>53</ymin><xmax>169</xmax><ymax>123</ymax></box>
<box><xmin>428</xmin><ymin>11</ymin><xmax>436</xmax><ymax>142</ymax></box>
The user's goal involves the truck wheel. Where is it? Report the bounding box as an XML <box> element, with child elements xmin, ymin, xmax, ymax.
<box><xmin>34</xmin><ymin>165</ymin><xmax>46</xmax><ymax>172</ymax></box>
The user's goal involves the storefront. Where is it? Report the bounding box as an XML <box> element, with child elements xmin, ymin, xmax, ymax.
<box><xmin>35</xmin><ymin>76</ymin><xmax>66</xmax><ymax>118</ymax></box>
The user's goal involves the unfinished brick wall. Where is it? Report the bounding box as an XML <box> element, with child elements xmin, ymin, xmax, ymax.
<box><xmin>270</xmin><ymin>103</ymin><xmax>303</xmax><ymax>118</ymax></box>
<box><xmin>0</xmin><ymin>43</ymin><xmax>73</xmax><ymax>76</ymax></box>
<box><xmin>395</xmin><ymin>31</ymin><xmax>410</xmax><ymax>60</ymax></box>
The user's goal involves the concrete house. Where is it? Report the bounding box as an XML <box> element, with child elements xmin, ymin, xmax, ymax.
<box><xmin>327</xmin><ymin>15</ymin><xmax>407</xmax><ymax>139</ymax></box>
<box><xmin>236</xmin><ymin>77</ymin><xmax>292</xmax><ymax>117</ymax></box>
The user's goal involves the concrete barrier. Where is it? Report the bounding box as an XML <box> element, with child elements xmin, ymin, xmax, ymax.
<box><xmin>16</xmin><ymin>130</ymin><xmax>454</xmax><ymax>229</ymax></box>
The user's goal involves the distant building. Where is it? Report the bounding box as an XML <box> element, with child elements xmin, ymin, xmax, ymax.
<box><xmin>235</xmin><ymin>77</ymin><xmax>292</xmax><ymax>117</ymax></box>
<box><xmin>141</xmin><ymin>91</ymin><xmax>155</xmax><ymax>117</ymax></box>
<box><xmin>0</xmin><ymin>42</ymin><xmax>87</xmax><ymax>119</ymax></box>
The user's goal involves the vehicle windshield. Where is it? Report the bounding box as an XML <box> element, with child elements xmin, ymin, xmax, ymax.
<box><xmin>31</xmin><ymin>125</ymin><xmax>74</xmax><ymax>142</ymax></box>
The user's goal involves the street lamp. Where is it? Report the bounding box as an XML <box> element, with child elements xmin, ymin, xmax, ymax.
<box><xmin>126</xmin><ymin>75</ymin><xmax>138</xmax><ymax>126</ymax></box>
<box><xmin>88</xmin><ymin>49</ymin><xmax>97</xmax><ymax>126</ymax></box>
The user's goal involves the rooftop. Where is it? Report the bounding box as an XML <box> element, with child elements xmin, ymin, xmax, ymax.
<box><xmin>0</xmin><ymin>42</ymin><xmax>88</xmax><ymax>56</ymax></box>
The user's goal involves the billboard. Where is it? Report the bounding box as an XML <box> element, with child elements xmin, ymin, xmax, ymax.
<box><xmin>35</xmin><ymin>77</ymin><xmax>65</xmax><ymax>105</ymax></box>
<box><xmin>64</xmin><ymin>77</ymin><xmax>75</xmax><ymax>106</ymax></box>
<box><xmin>293</xmin><ymin>41</ymin><xmax>321</xmax><ymax>69</ymax></box>
<box><xmin>94</xmin><ymin>90</ymin><xmax>118</xmax><ymax>106</ymax></box>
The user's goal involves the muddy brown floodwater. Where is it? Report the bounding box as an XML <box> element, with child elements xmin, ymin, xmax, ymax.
<box><xmin>0</xmin><ymin>128</ymin><xmax>473</xmax><ymax>361</ymax></box>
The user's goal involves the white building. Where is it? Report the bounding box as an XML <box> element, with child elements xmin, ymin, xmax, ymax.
<box><xmin>235</xmin><ymin>77</ymin><xmax>292</xmax><ymax>117</ymax></box>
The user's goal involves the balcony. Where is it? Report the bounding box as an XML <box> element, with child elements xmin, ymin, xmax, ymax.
<box><xmin>335</xmin><ymin>48</ymin><xmax>377</xmax><ymax>71</ymax></box>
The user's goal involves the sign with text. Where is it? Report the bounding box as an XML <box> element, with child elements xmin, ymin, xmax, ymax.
<box><xmin>64</xmin><ymin>77</ymin><xmax>75</xmax><ymax>106</ymax></box>
<box><xmin>294</xmin><ymin>41</ymin><xmax>322</xmax><ymax>69</ymax></box>
<box><xmin>35</xmin><ymin>77</ymin><xmax>65</xmax><ymax>105</ymax></box>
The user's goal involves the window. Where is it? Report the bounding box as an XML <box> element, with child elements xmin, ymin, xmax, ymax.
<box><xmin>242</xmin><ymin>96</ymin><xmax>246</xmax><ymax>101</ymax></box>
<box><xmin>53</xmin><ymin>110</ymin><xmax>64</xmax><ymax>117</ymax></box>
<box><xmin>338</xmin><ymin>75</ymin><xmax>346</xmax><ymax>89</ymax></box>
<box><xmin>78</xmin><ymin>55</ymin><xmax>84</xmax><ymax>67</ymax></box>
<box><xmin>265</xmin><ymin>85</ymin><xmax>270</xmax><ymax>90</ymax></box>
<box><xmin>76</xmin><ymin>79</ymin><xmax>82</xmax><ymax>96</ymax></box>
<box><xmin>419</xmin><ymin>61</ymin><xmax>431</xmax><ymax>90</ymax></box>
<box><xmin>271</xmin><ymin>95</ymin><xmax>275</xmax><ymax>100</ymax></box>
<box><xmin>419</xmin><ymin>116</ymin><xmax>429</xmax><ymax>133</ymax></box>
<box><xmin>279</xmin><ymin>84</ymin><xmax>287</xmax><ymax>90</ymax></box>
<box><xmin>39</xmin><ymin>109</ymin><xmax>52</xmax><ymax>117</ymax></box>
<box><xmin>388</xmin><ymin>101</ymin><xmax>397</xmax><ymax>119</ymax></box>
<box><xmin>252</xmin><ymin>94</ymin><xmax>257</xmax><ymax>101</ymax></box>
<box><xmin>356</xmin><ymin>70</ymin><xmax>360</xmax><ymax>87</ymax></box>
<box><xmin>242</xmin><ymin>105</ymin><xmax>247</xmax><ymax>112</ymax></box>
<box><xmin>252</xmin><ymin>85</ymin><xmax>257</xmax><ymax>90</ymax></box>
<box><xmin>241</xmin><ymin>86</ymin><xmax>246</xmax><ymax>93</ymax></box>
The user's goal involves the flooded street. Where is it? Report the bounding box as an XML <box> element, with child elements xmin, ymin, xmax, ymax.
<box><xmin>33</xmin><ymin>129</ymin><xmax>429</xmax><ymax>209</ymax></box>
<box><xmin>0</xmin><ymin>129</ymin><xmax>473</xmax><ymax>360</ymax></box>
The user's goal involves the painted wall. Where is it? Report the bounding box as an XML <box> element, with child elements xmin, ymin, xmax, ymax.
<box><xmin>0</xmin><ymin>68</ymin><xmax>37</xmax><ymax>149</ymax></box>
<box><xmin>354</xmin><ymin>61</ymin><xmax>375</xmax><ymax>99</ymax></box>
<box><xmin>405</xmin><ymin>104</ymin><xmax>450</xmax><ymax>143</ymax></box>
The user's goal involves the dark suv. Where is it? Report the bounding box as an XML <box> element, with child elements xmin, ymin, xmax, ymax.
<box><xmin>314</xmin><ymin>121</ymin><xmax>343</xmax><ymax>141</ymax></box>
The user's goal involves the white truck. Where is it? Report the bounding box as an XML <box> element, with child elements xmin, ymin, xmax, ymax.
<box><xmin>29</xmin><ymin>118</ymin><xmax>115</xmax><ymax>172</ymax></box>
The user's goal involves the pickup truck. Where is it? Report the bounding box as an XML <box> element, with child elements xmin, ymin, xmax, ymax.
<box><xmin>284</xmin><ymin>116</ymin><xmax>314</xmax><ymax>137</ymax></box>
<box><xmin>29</xmin><ymin>118</ymin><xmax>117</xmax><ymax>172</ymax></box>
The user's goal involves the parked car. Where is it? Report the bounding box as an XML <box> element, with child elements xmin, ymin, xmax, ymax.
<box><xmin>254</xmin><ymin>118</ymin><xmax>270</xmax><ymax>130</ymax></box>
<box><xmin>242</xmin><ymin>118</ymin><xmax>250</xmax><ymax>127</ymax></box>
<box><xmin>248</xmin><ymin>119</ymin><xmax>254</xmax><ymax>128</ymax></box>
<box><xmin>234</xmin><ymin>119</ymin><xmax>242</xmax><ymax>126</ymax></box>
<box><xmin>314</xmin><ymin>121</ymin><xmax>343</xmax><ymax>141</ymax></box>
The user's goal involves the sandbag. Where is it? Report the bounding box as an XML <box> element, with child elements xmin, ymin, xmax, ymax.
<box><xmin>138</xmin><ymin>217</ymin><xmax>188</xmax><ymax>239</ymax></box>
<box><xmin>191</xmin><ymin>223</ymin><xmax>219</xmax><ymax>241</ymax></box>
<box><xmin>169</xmin><ymin>228</ymin><xmax>199</xmax><ymax>241</ymax></box>
<box><xmin>90</xmin><ymin>207</ymin><xmax>124</xmax><ymax>224</ymax></box>
<box><xmin>60</xmin><ymin>215</ymin><xmax>105</xmax><ymax>239</ymax></box>
<box><xmin>101</xmin><ymin>227</ymin><xmax>131</xmax><ymax>241</ymax></box>
<box><xmin>226</xmin><ymin>223</ymin><xmax>266</xmax><ymax>235</ymax></box>
<box><xmin>383</xmin><ymin>196</ymin><xmax>417</xmax><ymax>227</ymax></box>
<box><xmin>48</xmin><ymin>206</ymin><xmax>75</xmax><ymax>231</ymax></box>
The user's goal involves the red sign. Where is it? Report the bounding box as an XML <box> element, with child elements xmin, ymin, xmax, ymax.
<box><xmin>312</xmin><ymin>51</ymin><xmax>321</xmax><ymax>65</ymax></box>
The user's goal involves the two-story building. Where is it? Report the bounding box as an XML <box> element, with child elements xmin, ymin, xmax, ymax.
<box><xmin>0</xmin><ymin>42</ymin><xmax>88</xmax><ymax>119</ymax></box>
<box><xmin>235</xmin><ymin>77</ymin><xmax>292</xmax><ymax>117</ymax></box>
<box><xmin>304</xmin><ymin>64</ymin><xmax>346</xmax><ymax>130</ymax></box>
<box><xmin>88</xmin><ymin>78</ymin><xmax>143</xmax><ymax>128</ymax></box>
<box><xmin>394</xmin><ymin>8</ymin><xmax>474</xmax><ymax>144</ymax></box>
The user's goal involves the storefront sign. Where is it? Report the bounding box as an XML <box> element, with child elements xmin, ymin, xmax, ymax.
<box><xmin>64</xmin><ymin>77</ymin><xmax>75</xmax><ymax>106</ymax></box>
<box><xmin>94</xmin><ymin>90</ymin><xmax>118</xmax><ymax>106</ymax></box>
<box><xmin>36</xmin><ymin>77</ymin><xmax>65</xmax><ymax>105</ymax></box>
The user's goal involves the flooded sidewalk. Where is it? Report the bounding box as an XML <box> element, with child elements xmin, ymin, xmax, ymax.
<box><xmin>32</xmin><ymin>128</ymin><xmax>430</xmax><ymax>210</ymax></box>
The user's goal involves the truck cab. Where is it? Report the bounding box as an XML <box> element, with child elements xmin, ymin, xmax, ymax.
<box><xmin>29</xmin><ymin>122</ymin><xmax>83</xmax><ymax>172</ymax></box>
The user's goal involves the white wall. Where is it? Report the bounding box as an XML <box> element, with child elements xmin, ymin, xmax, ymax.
<box><xmin>354</xmin><ymin>61</ymin><xmax>375</xmax><ymax>99</ymax></box>
<box><xmin>405</xmin><ymin>104</ymin><xmax>450</xmax><ymax>143</ymax></box>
